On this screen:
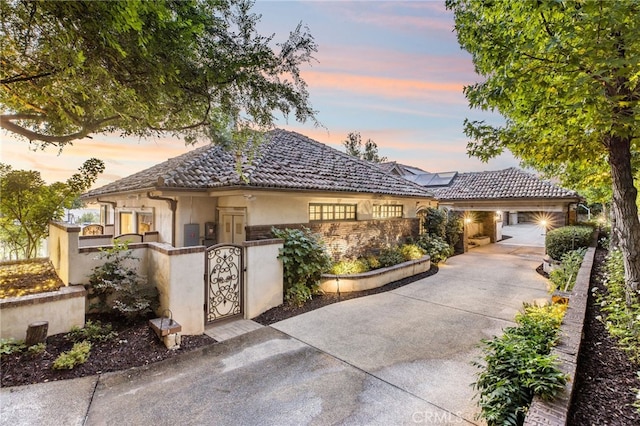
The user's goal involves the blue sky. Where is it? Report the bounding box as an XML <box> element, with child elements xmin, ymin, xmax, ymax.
<box><xmin>1</xmin><ymin>0</ymin><xmax>518</xmax><ymax>188</ymax></box>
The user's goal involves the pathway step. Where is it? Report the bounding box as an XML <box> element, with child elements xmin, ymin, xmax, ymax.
<box><xmin>204</xmin><ymin>319</ymin><xmax>263</xmax><ymax>342</ymax></box>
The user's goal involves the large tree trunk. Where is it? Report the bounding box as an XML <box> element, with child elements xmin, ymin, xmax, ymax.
<box><xmin>607</xmin><ymin>134</ymin><xmax>640</xmax><ymax>305</ymax></box>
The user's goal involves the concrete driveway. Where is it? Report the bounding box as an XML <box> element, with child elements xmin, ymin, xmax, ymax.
<box><xmin>1</xmin><ymin>243</ymin><xmax>549</xmax><ymax>426</ymax></box>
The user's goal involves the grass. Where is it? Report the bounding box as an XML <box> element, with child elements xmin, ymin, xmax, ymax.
<box><xmin>0</xmin><ymin>259</ymin><xmax>64</xmax><ymax>299</ymax></box>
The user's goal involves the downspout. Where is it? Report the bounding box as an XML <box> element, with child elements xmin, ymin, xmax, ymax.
<box><xmin>147</xmin><ymin>192</ymin><xmax>178</xmax><ymax>246</ymax></box>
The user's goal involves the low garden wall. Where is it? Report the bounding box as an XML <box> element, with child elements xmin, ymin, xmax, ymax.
<box><xmin>319</xmin><ymin>255</ymin><xmax>431</xmax><ymax>293</ymax></box>
<box><xmin>523</xmin><ymin>241</ymin><xmax>597</xmax><ymax>425</ymax></box>
<box><xmin>0</xmin><ymin>285</ymin><xmax>86</xmax><ymax>340</ymax></box>
<box><xmin>41</xmin><ymin>222</ymin><xmax>283</xmax><ymax>337</ymax></box>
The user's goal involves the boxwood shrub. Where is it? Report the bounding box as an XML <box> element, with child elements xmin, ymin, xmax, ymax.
<box><xmin>545</xmin><ymin>226</ymin><xmax>593</xmax><ymax>261</ymax></box>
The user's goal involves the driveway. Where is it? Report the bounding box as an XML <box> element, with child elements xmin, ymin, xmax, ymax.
<box><xmin>1</xmin><ymin>243</ymin><xmax>549</xmax><ymax>426</ymax></box>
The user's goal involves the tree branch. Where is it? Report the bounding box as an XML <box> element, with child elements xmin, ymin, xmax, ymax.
<box><xmin>0</xmin><ymin>114</ymin><xmax>120</xmax><ymax>145</ymax></box>
<box><xmin>1</xmin><ymin>70</ymin><xmax>57</xmax><ymax>85</ymax></box>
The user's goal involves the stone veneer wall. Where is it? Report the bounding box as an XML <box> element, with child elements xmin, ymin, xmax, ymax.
<box><xmin>245</xmin><ymin>218</ymin><xmax>420</xmax><ymax>259</ymax></box>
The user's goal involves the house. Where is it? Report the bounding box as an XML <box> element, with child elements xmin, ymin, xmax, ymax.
<box><xmin>82</xmin><ymin>129</ymin><xmax>436</xmax><ymax>258</ymax></box>
<box><xmin>381</xmin><ymin>163</ymin><xmax>581</xmax><ymax>245</ymax></box>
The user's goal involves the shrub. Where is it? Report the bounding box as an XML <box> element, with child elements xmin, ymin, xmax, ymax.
<box><xmin>330</xmin><ymin>258</ymin><xmax>370</xmax><ymax>275</ymax></box>
<box><xmin>52</xmin><ymin>340</ymin><xmax>92</xmax><ymax>370</ymax></box>
<box><xmin>423</xmin><ymin>207</ymin><xmax>447</xmax><ymax>237</ymax></box>
<box><xmin>285</xmin><ymin>282</ymin><xmax>315</xmax><ymax>307</ymax></box>
<box><xmin>66</xmin><ymin>320</ymin><xmax>117</xmax><ymax>343</ymax></box>
<box><xmin>400</xmin><ymin>244</ymin><xmax>425</xmax><ymax>261</ymax></box>
<box><xmin>598</xmin><ymin>249</ymin><xmax>640</xmax><ymax>363</ymax></box>
<box><xmin>445</xmin><ymin>211</ymin><xmax>464</xmax><ymax>248</ymax></box>
<box><xmin>416</xmin><ymin>234</ymin><xmax>453</xmax><ymax>264</ymax></box>
<box><xmin>549</xmin><ymin>248</ymin><xmax>587</xmax><ymax>292</ymax></box>
<box><xmin>87</xmin><ymin>242</ymin><xmax>158</xmax><ymax>321</ymax></box>
<box><xmin>272</xmin><ymin>227</ymin><xmax>332</xmax><ymax>305</ymax></box>
<box><xmin>545</xmin><ymin>226</ymin><xmax>593</xmax><ymax>261</ymax></box>
<box><xmin>365</xmin><ymin>256</ymin><xmax>380</xmax><ymax>270</ymax></box>
<box><xmin>378</xmin><ymin>246</ymin><xmax>405</xmax><ymax>268</ymax></box>
<box><xmin>474</xmin><ymin>303</ymin><xmax>567</xmax><ymax>426</ymax></box>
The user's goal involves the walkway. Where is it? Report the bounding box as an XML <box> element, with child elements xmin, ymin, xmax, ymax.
<box><xmin>1</xmin><ymin>243</ymin><xmax>549</xmax><ymax>426</ymax></box>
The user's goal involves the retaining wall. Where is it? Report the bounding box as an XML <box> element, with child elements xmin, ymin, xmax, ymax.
<box><xmin>0</xmin><ymin>286</ymin><xmax>86</xmax><ymax>340</ymax></box>
<box><xmin>319</xmin><ymin>255</ymin><xmax>431</xmax><ymax>293</ymax></box>
<box><xmin>523</xmin><ymin>241</ymin><xmax>597</xmax><ymax>425</ymax></box>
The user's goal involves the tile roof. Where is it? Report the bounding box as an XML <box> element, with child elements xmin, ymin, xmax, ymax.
<box><xmin>83</xmin><ymin>129</ymin><xmax>434</xmax><ymax>199</ymax></box>
<box><xmin>431</xmin><ymin>167</ymin><xmax>580</xmax><ymax>201</ymax></box>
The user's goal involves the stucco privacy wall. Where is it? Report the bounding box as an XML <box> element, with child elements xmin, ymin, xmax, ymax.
<box><xmin>147</xmin><ymin>244</ymin><xmax>205</xmax><ymax>335</ymax></box>
<box><xmin>243</xmin><ymin>239</ymin><xmax>284</xmax><ymax>319</ymax></box>
<box><xmin>47</xmin><ymin>223</ymin><xmax>283</xmax><ymax>334</ymax></box>
<box><xmin>50</xmin><ymin>223</ymin><xmax>150</xmax><ymax>286</ymax></box>
<box><xmin>0</xmin><ymin>286</ymin><xmax>86</xmax><ymax>340</ymax></box>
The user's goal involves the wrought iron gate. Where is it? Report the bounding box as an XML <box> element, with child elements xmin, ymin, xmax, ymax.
<box><xmin>205</xmin><ymin>244</ymin><xmax>243</xmax><ymax>323</ymax></box>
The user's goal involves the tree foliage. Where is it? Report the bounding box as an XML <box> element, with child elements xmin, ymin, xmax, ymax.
<box><xmin>0</xmin><ymin>159</ymin><xmax>104</xmax><ymax>259</ymax></box>
<box><xmin>342</xmin><ymin>131</ymin><xmax>387</xmax><ymax>163</ymax></box>
<box><xmin>0</xmin><ymin>0</ymin><xmax>317</xmax><ymax>148</ymax></box>
<box><xmin>447</xmin><ymin>0</ymin><xmax>640</xmax><ymax>299</ymax></box>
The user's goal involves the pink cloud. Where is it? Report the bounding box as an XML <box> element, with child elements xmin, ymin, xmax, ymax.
<box><xmin>302</xmin><ymin>70</ymin><xmax>467</xmax><ymax>104</ymax></box>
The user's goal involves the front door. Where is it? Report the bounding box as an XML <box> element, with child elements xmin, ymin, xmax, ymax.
<box><xmin>220</xmin><ymin>213</ymin><xmax>246</xmax><ymax>244</ymax></box>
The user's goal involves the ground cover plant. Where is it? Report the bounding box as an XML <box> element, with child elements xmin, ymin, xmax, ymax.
<box><xmin>549</xmin><ymin>247</ymin><xmax>587</xmax><ymax>293</ymax></box>
<box><xmin>0</xmin><ymin>258</ymin><xmax>63</xmax><ymax>298</ymax></box>
<box><xmin>474</xmin><ymin>303</ymin><xmax>567</xmax><ymax>426</ymax></box>
<box><xmin>570</xmin><ymin>245</ymin><xmax>640</xmax><ymax>423</ymax></box>
<box><xmin>598</xmin><ymin>249</ymin><xmax>640</xmax><ymax>363</ymax></box>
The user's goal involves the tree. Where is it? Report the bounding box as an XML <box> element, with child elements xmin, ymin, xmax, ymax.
<box><xmin>0</xmin><ymin>159</ymin><xmax>104</xmax><ymax>259</ymax></box>
<box><xmin>447</xmin><ymin>0</ymin><xmax>640</xmax><ymax>302</ymax></box>
<box><xmin>0</xmin><ymin>0</ymin><xmax>317</xmax><ymax>148</ymax></box>
<box><xmin>342</xmin><ymin>131</ymin><xmax>387</xmax><ymax>163</ymax></box>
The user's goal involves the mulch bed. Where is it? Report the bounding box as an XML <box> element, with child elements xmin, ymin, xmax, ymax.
<box><xmin>568</xmin><ymin>247</ymin><xmax>640</xmax><ymax>424</ymax></box>
<box><xmin>2</xmin><ymin>266</ymin><xmax>438</xmax><ymax>387</ymax></box>
<box><xmin>253</xmin><ymin>265</ymin><xmax>439</xmax><ymax>325</ymax></box>
<box><xmin>0</xmin><ymin>313</ymin><xmax>214</xmax><ymax>388</ymax></box>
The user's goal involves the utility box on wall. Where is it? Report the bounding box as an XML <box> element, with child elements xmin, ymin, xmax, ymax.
<box><xmin>184</xmin><ymin>223</ymin><xmax>200</xmax><ymax>247</ymax></box>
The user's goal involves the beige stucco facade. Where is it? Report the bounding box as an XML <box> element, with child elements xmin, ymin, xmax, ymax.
<box><xmin>90</xmin><ymin>189</ymin><xmax>436</xmax><ymax>249</ymax></box>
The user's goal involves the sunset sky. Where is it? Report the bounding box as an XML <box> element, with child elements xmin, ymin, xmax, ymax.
<box><xmin>1</xmin><ymin>0</ymin><xmax>518</xmax><ymax>188</ymax></box>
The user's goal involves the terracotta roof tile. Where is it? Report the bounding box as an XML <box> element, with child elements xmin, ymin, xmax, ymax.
<box><xmin>432</xmin><ymin>167</ymin><xmax>579</xmax><ymax>201</ymax></box>
<box><xmin>83</xmin><ymin>129</ymin><xmax>433</xmax><ymax>199</ymax></box>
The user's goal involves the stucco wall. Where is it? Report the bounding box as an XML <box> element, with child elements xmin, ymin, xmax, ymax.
<box><xmin>243</xmin><ymin>239</ymin><xmax>284</xmax><ymax>319</ymax></box>
<box><xmin>175</xmin><ymin>196</ymin><xmax>217</xmax><ymax>247</ymax></box>
<box><xmin>0</xmin><ymin>286</ymin><xmax>86</xmax><ymax>340</ymax></box>
<box><xmin>148</xmin><ymin>244</ymin><xmax>205</xmax><ymax>335</ymax></box>
<box><xmin>233</xmin><ymin>192</ymin><xmax>429</xmax><ymax>226</ymax></box>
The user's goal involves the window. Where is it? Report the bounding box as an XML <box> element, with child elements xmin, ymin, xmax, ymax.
<box><xmin>118</xmin><ymin>210</ymin><xmax>154</xmax><ymax>234</ymax></box>
<box><xmin>137</xmin><ymin>213</ymin><xmax>153</xmax><ymax>234</ymax></box>
<box><xmin>309</xmin><ymin>203</ymin><xmax>356</xmax><ymax>221</ymax></box>
<box><xmin>119</xmin><ymin>212</ymin><xmax>134</xmax><ymax>234</ymax></box>
<box><xmin>373</xmin><ymin>204</ymin><xmax>403</xmax><ymax>219</ymax></box>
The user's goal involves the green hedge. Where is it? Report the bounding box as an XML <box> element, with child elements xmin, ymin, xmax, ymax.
<box><xmin>545</xmin><ymin>226</ymin><xmax>593</xmax><ymax>261</ymax></box>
